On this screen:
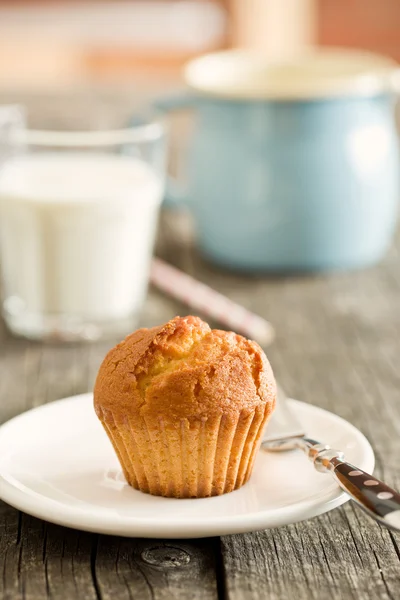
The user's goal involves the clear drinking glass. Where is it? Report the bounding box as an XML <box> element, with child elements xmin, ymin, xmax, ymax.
<box><xmin>0</xmin><ymin>107</ymin><xmax>166</xmax><ymax>341</ymax></box>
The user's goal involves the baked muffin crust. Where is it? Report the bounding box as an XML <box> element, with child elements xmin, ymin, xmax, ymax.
<box><xmin>94</xmin><ymin>315</ymin><xmax>276</xmax><ymax>421</ymax></box>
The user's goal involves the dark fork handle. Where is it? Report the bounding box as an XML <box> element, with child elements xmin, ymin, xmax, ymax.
<box><xmin>331</xmin><ymin>460</ymin><xmax>400</xmax><ymax>530</ymax></box>
<box><xmin>297</xmin><ymin>438</ymin><xmax>400</xmax><ymax>531</ymax></box>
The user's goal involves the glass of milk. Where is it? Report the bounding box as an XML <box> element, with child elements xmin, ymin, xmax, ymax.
<box><xmin>0</xmin><ymin>109</ymin><xmax>166</xmax><ymax>341</ymax></box>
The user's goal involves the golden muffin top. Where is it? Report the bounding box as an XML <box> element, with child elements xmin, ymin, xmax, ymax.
<box><xmin>94</xmin><ymin>316</ymin><xmax>276</xmax><ymax>420</ymax></box>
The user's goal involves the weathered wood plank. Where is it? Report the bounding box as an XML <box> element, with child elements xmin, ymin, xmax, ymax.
<box><xmin>221</xmin><ymin>505</ymin><xmax>400</xmax><ymax>600</ymax></box>
<box><xmin>94</xmin><ymin>537</ymin><xmax>219</xmax><ymax>600</ymax></box>
<box><xmin>0</xmin><ymin>506</ymin><xmax>220</xmax><ymax>600</ymax></box>
<box><xmin>0</xmin><ymin>504</ymin><xmax>21</xmax><ymax>600</ymax></box>
<box><xmin>15</xmin><ymin>516</ymin><xmax>99</xmax><ymax>600</ymax></box>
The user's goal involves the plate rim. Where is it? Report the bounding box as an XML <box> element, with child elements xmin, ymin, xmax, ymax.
<box><xmin>0</xmin><ymin>393</ymin><xmax>375</xmax><ymax>538</ymax></box>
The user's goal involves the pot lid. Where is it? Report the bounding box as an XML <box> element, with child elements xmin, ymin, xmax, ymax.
<box><xmin>184</xmin><ymin>48</ymin><xmax>400</xmax><ymax>100</ymax></box>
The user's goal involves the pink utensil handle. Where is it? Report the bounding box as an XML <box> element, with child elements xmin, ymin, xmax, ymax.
<box><xmin>150</xmin><ymin>258</ymin><xmax>275</xmax><ymax>347</ymax></box>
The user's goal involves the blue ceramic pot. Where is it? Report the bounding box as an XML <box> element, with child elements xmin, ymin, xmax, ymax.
<box><xmin>157</xmin><ymin>49</ymin><xmax>400</xmax><ymax>272</ymax></box>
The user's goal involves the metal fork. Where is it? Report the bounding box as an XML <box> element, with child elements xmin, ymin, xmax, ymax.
<box><xmin>262</xmin><ymin>387</ymin><xmax>400</xmax><ymax>531</ymax></box>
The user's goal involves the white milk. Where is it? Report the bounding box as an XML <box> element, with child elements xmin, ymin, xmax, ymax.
<box><xmin>0</xmin><ymin>153</ymin><xmax>163</xmax><ymax>326</ymax></box>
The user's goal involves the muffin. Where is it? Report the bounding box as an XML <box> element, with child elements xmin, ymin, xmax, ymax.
<box><xmin>94</xmin><ymin>316</ymin><xmax>276</xmax><ymax>498</ymax></box>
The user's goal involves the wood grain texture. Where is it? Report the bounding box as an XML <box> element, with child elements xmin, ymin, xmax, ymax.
<box><xmin>94</xmin><ymin>537</ymin><xmax>219</xmax><ymax>600</ymax></box>
<box><xmin>0</xmin><ymin>205</ymin><xmax>400</xmax><ymax>598</ymax></box>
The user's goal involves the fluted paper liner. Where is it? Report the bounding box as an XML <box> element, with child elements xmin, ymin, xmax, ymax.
<box><xmin>97</xmin><ymin>402</ymin><xmax>273</xmax><ymax>498</ymax></box>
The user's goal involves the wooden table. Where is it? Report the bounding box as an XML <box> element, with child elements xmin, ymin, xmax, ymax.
<box><xmin>1</xmin><ymin>210</ymin><xmax>400</xmax><ymax>600</ymax></box>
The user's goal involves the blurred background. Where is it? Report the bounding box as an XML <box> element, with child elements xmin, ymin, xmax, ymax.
<box><xmin>1</xmin><ymin>0</ymin><xmax>400</xmax><ymax>343</ymax></box>
<box><xmin>0</xmin><ymin>0</ymin><xmax>399</xmax><ymax>113</ymax></box>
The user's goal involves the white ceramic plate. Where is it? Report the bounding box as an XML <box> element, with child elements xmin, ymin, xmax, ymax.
<box><xmin>0</xmin><ymin>394</ymin><xmax>374</xmax><ymax>538</ymax></box>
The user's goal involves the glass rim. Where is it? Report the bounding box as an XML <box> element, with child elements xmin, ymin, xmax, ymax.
<box><xmin>10</xmin><ymin>119</ymin><xmax>166</xmax><ymax>147</ymax></box>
